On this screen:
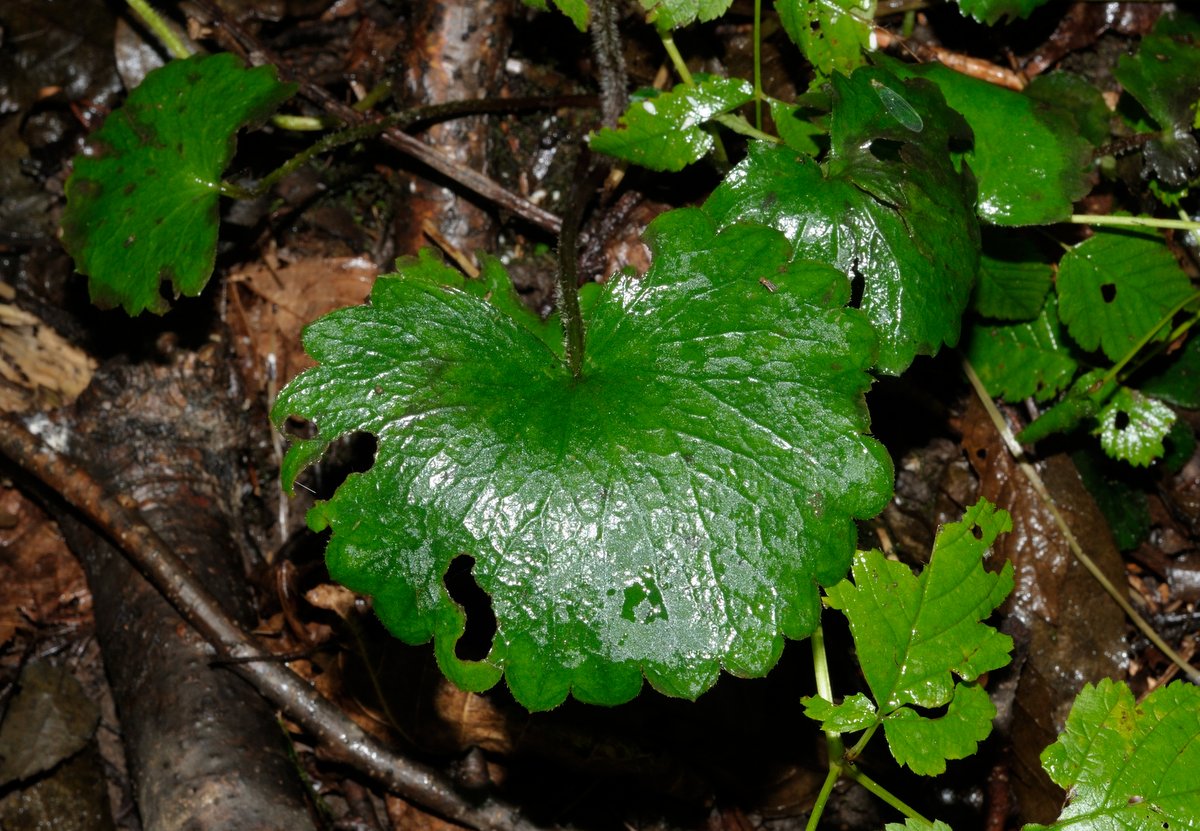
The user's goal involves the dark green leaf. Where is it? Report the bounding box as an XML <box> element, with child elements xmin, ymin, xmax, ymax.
<box><xmin>973</xmin><ymin>232</ymin><xmax>1053</xmax><ymax>321</ymax></box>
<box><xmin>274</xmin><ymin>209</ymin><xmax>893</xmax><ymax>711</ymax></box>
<box><xmin>1113</xmin><ymin>13</ymin><xmax>1200</xmax><ymax>189</ymax></box>
<box><xmin>884</xmin><ymin>58</ymin><xmax>1095</xmax><ymax>226</ymax></box>
<box><xmin>954</xmin><ymin>0</ymin><xmax>1051</xmax><ymax>25</ymax></box>
<box><xmin>61</xmin><ymin>53</ymin><xmax>295</xmax><ymax>315</ymax></box>
<box><xmin>589</xmin><ymin>78</ymin><xmax>754</xmax><ymax>171</ymax></box>
<box><xmin>1056</xmin><ymin>228</ymin><xmax>1196</xmax><ymax>363</ymax></box>
<box><xmin>769</xmin><ymin>101</ymin><xmax>825</xmax><ymax>155</ymax></box>
<box><xmin>1027</xmin><ymin>679</ymin><xmax>1200</xmax><ymax>831</ymax></box>
<box><xmin>964</xmin><ymin>296</ymin><xmax>1080</xmax><ymax>402</ymax></box>
<box><xmin>1138</xmin><ymin>334</ymin><xmax>1200</xmax><ymax>408</ymax></box>
<box><xmin>1017</xmin><ymin>369</ymin><xmax>1116</xmax><ymax>445</ymax></box>
<box><xmin>705</xmin><ymin>67</ymin><xmax>979</xmax><ymax>375</ymax></box>
<box><xmin>1072</xmin><ymin>448</ymin><xmax>1150</xmax><ymax>551</ymax></box>
<box><xmin>776</xmin><ymin>0</ymin><xmax>875</xmax><ymax>79</ymax></box>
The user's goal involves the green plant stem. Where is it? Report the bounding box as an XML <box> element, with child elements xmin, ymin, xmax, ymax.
<box><xmin>126</xmin><ymin>0</ymin><xmax>191</xmax><ymax>59</ymax></box>
<box><xmin>843</xmin><ymin>767</ymin><xmax>929</xmax><ymax>822</ymax></box>
<box><xmin>1101</xmin><ymin>292</ymin><xmax>1200</xmax><ymax>386</ymax></box>
<box><xmin>1070</xmin><ymin>214</ymin><xmax>1200</xmax><ymax>232</ymax></box>
<box><xmin>753</xmin><ymin>0</ymin><xmax>763</xmax><ymax>132</ymax></box>
<box><xmin>807</xmin><ymin>624</ymin><xmax>844</xmax><ymax>831</ymax></box>
<box><xmin>962</xmin><ymin>356</ymin><xmax>1200</xmax><ymax>684</ymax></box>
<box><xmin>660</xmin><ymin>31</ymin><xmax>696</xmax><ymax>87</ymax></box>
<box><xmin>713</xmin><ymin>113</ymin><xmax>780</xmax><ymax>143</ymax></box>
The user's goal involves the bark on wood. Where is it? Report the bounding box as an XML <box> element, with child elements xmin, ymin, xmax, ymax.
<box><xmin>54</xmin><ymin>346</ymin><xmax>317</xmax><ymax>831</ymax></box>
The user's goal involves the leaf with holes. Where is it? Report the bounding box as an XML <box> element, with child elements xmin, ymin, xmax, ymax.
<box><xmin>776</xmin><ymin>0</ymin><xmax>875</xmax><ymax>79</ymax></box>
<box><xmin>1025</xmin><ymin>679</ymin><xmax>1200</xmax><ymax>831</ymax></box>
<box><xmin>273</xmin><ymin>208</ymin><xmax>893</xmax><ymax>711</ymax></box>
<box><xmin>61</xmin><ymin>53</ymin><xmax>295</xmax><ymax>315</ymax></box>
<box><xmin>965</xmin><ymin>296</ymin><xmax>1081</xmax><ymax>403</ymax></box>
<box><xmin>883</xmin><ymin>59</ymin><xmax>1096</xmax><ymax>226</ymax></box>
<box><xmin>589</xmin><ymin>78</ymin><xmax>754</xmax><ymax>171</ymax></box>
<box><xmin>821</xmin><ymin>499</ymin><xmax>1013</xmax><ymax>774</ymax></box>
<box><xmin>1056</xmin><ymin>228</ymin><xmax>1196</xmax><ymax>363</ymax></box>
<box><xmin>1096</xmin><ymin>387</ymin><xmax>1176</xmax><ymax>467</ymax></box>
<box><xmin>704</xmin><ymin>67</ymin><xmax>979</xmax><ymax>375</ymax></box>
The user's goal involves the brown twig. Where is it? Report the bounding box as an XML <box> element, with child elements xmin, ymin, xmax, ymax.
<box><xmin>875</xmin><ymin>28</ymin><xmax>1026</xmax><ymax>91</ymax></box>
<box><xmin>0</xmin><ymin>413</ymin><xmax>553</xmax><ymax>831</ymax></box>
<box><xmin>185</xmin><ymin>0</ymin><xmax>563</xmax><ymax>235</ymax></box>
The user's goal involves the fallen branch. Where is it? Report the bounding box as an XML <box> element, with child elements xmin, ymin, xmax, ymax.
<box><xmin>0</xmin><ymin>412</ymin><xmax>555</xmax><ymax>831</ymax></box>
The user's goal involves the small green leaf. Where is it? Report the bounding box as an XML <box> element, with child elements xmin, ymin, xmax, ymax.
<box><xmin>776</xmin><ymin>0</ymin><xmax>876</xmax><ymax>79</ymax></box>
<box><xmin>824</xmin><ymin>499</ymin><xmax>1013</xmax><ymax>713</ymax></box>
<box><xmin>964</xmin><ymin>296</ymin><xmax>1080</xmax><ymax>402</ymax></box>
<box><xmin>884</xmin><ymin>682</ymin><xmax>996</xmax><ymax>776</ymax></box>
<box><xmin>1113</xmin><ymin>13</ymin><xmax>1200</xmax><ymax>189</ymax></box>
<box><xmin>638</xmin><ymin>0</ymin><xmax>734</xmax><ymax>28</ymax></box>
<box><xmin>274</xmin><ymin>209</ymin><xmax>894</xmax><ymax>711</ymax></box>
<box><xmin>1096</xmin><ymin>387</ymin><xmax>1176</xmax><ymax>467</ymax></box>
<box><xmin>61</xmin><ymin>53</ymin><xmax>295</xmax><ymax>315</ymax></box>
<box><xmin>1026</xmin><ymin>679</ymin><xmax>1200</xmax><ymax>831</ymax></box>
<box><xmin>589</xmin><ymin>78</ymin><xmax>754</xmax><ymax>171</ymax></box>
<box><xmin>801</xmin><ymin>693</ymin><xmax>877</xmax><ymax>733</ymax></box>
<box><xmin>705</xmin><ymin>67</ymin><xmax>979</xmax><ymax>374</ymax></box>
<box><xmin>769</xmin><ymin>101</ymin><xmax>825</xmax><ymax>155</ymax></box>
<box><xmin>1056</xmin><ymin>229</ymin><xmax>1196</xmax><ymax>363</ymax></box>
<box><xmin>885</xmin><ymin>820</ymin><xmax>954</xmax><ymax>831</ymax></box>
<box><xmin>953</xmin><ymin>0</ymin><xmax>1051</xmax><ymax>25</ymax></box>
<box><xmin>972</xmin><ymin>232</ymin><xmax>1053</xmax><ymax>321</ymax></box>
<box><xmin>883</xmin><ymin>58</ymin><xmax>1095</xmax><ymax>226</ymax></box>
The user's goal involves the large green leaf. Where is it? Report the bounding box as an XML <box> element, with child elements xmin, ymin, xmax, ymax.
<box><xmin>776</xmin><ymin>0</ymin><xmax>876</xmax><ymax>79</ymax></box>
<box><xmin>273</xmin><ymin>209</ymin><xmax>894</xmax><ymax>711</ymax></box>
<box><xmin>964</xmin><ymin>296</ymin><xmax>1080</xmax><ymax>403</ymax></box>
<box><xmin>1027</xmin><ymin>679</ymin><xmax>1200</xmax><ymax>831</ymax></box>
<box><xmin>1056</xmin><ymin>229</ymin><xmax>1196</xmax><ymax>363</ymax></box>
<box><xmin>1113</xmin><ymin>13</ymin><xmax>1200</xmax><ymax>189</ymax></box>
<box><xmin>884</xmin><ymin>59</ymin><xmax>1095</xmax><ymax>226</ymax></box>
<box><xmin>589</xmin><ymin>78</ymin><xmax>754</xmax><ymax>171</ymax></box>
<box><xmin>61</xmin><ymin>53</ymin><xmax>295</xmax><ymax>315</ymax></box>
<box><xmin>705</xmin><ymin>67</ymin><xmax>979</xmax><ymax>375</ymax></box>
<box><xmin>819</xmin><ymin>499</ymin><xmax>1013</xmax><ymax>774</ymax></box>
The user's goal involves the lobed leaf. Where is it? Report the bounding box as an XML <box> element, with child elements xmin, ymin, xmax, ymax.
<box><xmin>1027</xmin><ymin>679</ymin><xmax>1200</xmax><ymax>831</ymax></box>
<box><xmin>589</xmin><ymin>78</ymin><xmax>754</xmax><ymax>171</ymax></box>
<box><xmin>273</xmin><ymin>209</ymin><xmax>894</xmax><ymax>711</ymax></box>
<box><xmin>884</xmin><ymin>59</ymin><xmax>1096</xmax><ymax>227</ymax></box>
<box><xmin>883</xmin><ymin>681</ymin><xmax>995</xmax><ymax>776</ymax></box>
<box><xmin>705</xmin><ymin>67</ymin><xmax>979</xmax><ymax>375</ymax></box>
<box><xmin>1056</xmin><ymin>228</ymin><xmax>1196</xmax><ymax>363</ymax></box>
<box><xmin>776</xmin><ymin>0</ymin><xmax>876</xmax><ymax>79</ymax></box>
<box><xmin>964</xmin><ymin>296</ymin><xmax>1080</xmax><ymax>403</ymax></box>
<box><xmin>638</xmin><ymin>0</ymin><xmax>735</xmax><ymax>28</ymax></box>
<box><xmin>1096</xmin><ymin>387</ymin><xmax>1176</xmax><ymax>467</ymax></box>
<box><xmin>61</xmin><ymin>53</ymin><xmax>295</xmax><ymax>315</ymax></box>
<box><xmin>801</xmin><ymin>692</ymin><xmax>877</xmax><ymax>733</ymax></box>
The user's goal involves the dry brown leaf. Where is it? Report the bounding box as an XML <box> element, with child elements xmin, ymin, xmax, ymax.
<box><xmin>0</xmin><ymin>296</ymin><xmax>96</xmax><ymax>413</ymax></box>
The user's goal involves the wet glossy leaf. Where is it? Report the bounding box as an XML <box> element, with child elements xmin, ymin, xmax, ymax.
<box><xmin>1114</xmin><ymin>13</ymin><xmax>1200</xmax><ymax>189</ymax></box>
<box><xmin>273</xmin><ymin>209</ymin><xmax>893</xmax><ymax>711</ymax></box>
<box><xmin>638</xmin><ymin>0</ymin><xmax>735</xmax><ymax>29</ymax></box>
<box><xmin>589</xmin><ymin>78</ymin><xmax>754</xmax><ymax>171</ymax></box>
<box><xmin>964</xmin><ymin>296</ymin><xmax>1079</xmax><ymax>402</ymax></box>
<box><xmin>61</xmin><ymin>53</ymin><xmax>295</xmax><ymax>315</ymax></box>
<box><xmin>823</xmin><ymin>499</ymin><xmax>1013</xmax><ymax>773</ymax></box>
<box><xmin>1027</xmin><ymin>679</ymin><xmax>1200</xmax><ymax>831</ymax></box>
<box><xmin>705</xmin><ymin>67</ymin><xmax>979</xmax><ymax>375</ymax></box>
<box><xmin>954</xmin><ymin>0</ymin><xmax>1050</xmax><ymax>25</ymax></box>
<box><xmin>1138</xmin><ymin>335</ymin><xmax>1200</xmax><ymax>408</ymax></box>
<box><xmin>1096</xmin><ymin>387</ymin><xmax>1176</xmax><ymax>467</ymax></box>
<box><xmin>801</xmin><ymin>692</ymin><xmax>877</xmax><ymax>733</ymax></box>
<box><xmin>884</xmin><ymin>59</ymin><xmax>1094</xmax><ymax>226</ymax></box>
<box><xmin>776</xmin><ymin>0</ymin><xmax>875</xmax><ymax>78</ymax></box>
<box><xmin>973</xmin><ymin>233</ymin><xmax>1053</xmax><ymax>321</ymax></box>
<box><xmin>1056</xmin><ymin>229</ymin><xmax>1196</xmax><ymax>363</ymax></box>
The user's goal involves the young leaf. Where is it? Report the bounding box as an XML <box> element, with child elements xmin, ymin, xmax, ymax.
<box><xmin>61</xmin><ymin>53</ymin><xmax>295</xmax><ymax>315</ymax></box>
<box><xmin>273</xmin><ymin>209</ymin><xmax>894</xmax><ymax>711</ymax></box>
<box><xmin>953</xmin><ymin>0</ymin><xmax>1051</xmax><ymax>25</ymax></box>
<box><xmin>882</xmin><ymin>59</ymin><xmax>1095</xmax><ymax>227</ymax></box>
<box><xmin>1026</xmin><ymin>679</ymin><xmax>1200</xmax><ymax>831</ymax></box>
<box><xmin>1056</xmin><ymin>229</ymin><xmax>1196</xmax><ymax>363</ymax></box>
<box><xmin>1113</xmin><ymin>13</ymin><xmax>1200</xmax><ymax>189</ymax></box>
<box><xmin>823</xmin><ymin>500</ymin><xmax>1013</xmax><ymax>773</ymax></box>
<box><xmin>964</xmin><ymin>296</ymin><xmax>1080</xmax><ymax>402</ymax></box>
<box><xmin>801</xmin><ymin>692</ymin><xmax>877</xmax><ymax>733</ymax></box>
<box><xmin>705</xmin><ymin>67</ymin><xmax>979</xmax><ymax>375</ymax></box>
<box><xmin>1096</xmin><ymin>387</ymin><xmax>1176</xmax><ymax>467</ymax></box>
<box><xmin>776</xmin><ymin>0</ymin><xmax>875</xmax><ymax>79</ymax></box>
<box><xmin>589</xmin><ymin>78</ymin><xmax>754</xmax><ymax>171</ymax></box>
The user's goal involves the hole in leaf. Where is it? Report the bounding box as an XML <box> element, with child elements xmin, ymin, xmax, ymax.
<box><xmin>1100</xmin><ymin>283</ymin><xmax>1117</xmax><ymax>303</ymax></box>
<box><xmin>283</xmin><ymin>416</ymin><xmax>318</xmax><ymax>440</ymax></box>
<box><xmin>970</xmin><ymin>523</ymin><xmax>983</xmax><ymax>540</ymax></box>
<box><xmin>868</xmin><ymin>138</ymin><xmax>903</xmax><ymax>162</ymax></box>
<box><xmin>1115</xmin><ymin>411</ymin><xmax>1130</xmax><ymax>431</ymax></box>
<box><xmin>848</xmin><ymin>261</ymin><xmax>865</xmax><ymax>308</ymax></box>
<box><xmin>443</xmin><ymin>554</ymin><xmax>497</xmax><ymax>662</ymax></box>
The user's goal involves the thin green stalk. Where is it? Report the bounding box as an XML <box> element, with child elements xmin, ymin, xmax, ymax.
<box><xmin>806</xmin><ymin>624</ymin><xmax>844</xmax><ymax>831</ymax></box>
<box><xmin>126</xmin><ymin>0</ymin><xmax>191</xmax><ymax>60</ymax></box>
<box><xmin>962</xmin><ymin>357</ymin><xmax>1200</xmax><ymax>684</ymax></box>
<box><xmin>1070</xmin><ymin>214</ymin><xmax>1200</xmax><ymax>233</ymax></box>
<box><xmin>805</xmin><ymin>767</ymin><xmax>842</xmax><ymax>831</ymax></box>
<box><xmin>659</xmin><ymin>30</ymin><xmax>696</xmax><ymax>87</ymax></box>
<box><xmin>753</xmin><ymin>0</ymin><xmax>763</xmax><ymax>132</ymax></box>
<box><xmin>843</xmin><ymin>767</ymin><xmax>930</xmax><ymax>823</ymax></box>
<box><xmin>1101</xmin><ymin>292</ymin><xmax>1200</xmax><ymax>386</ymax></box>
<box><xmin>713</xmin><ymin>113</ymin><xmax>780</xmax><ymax>143</ymax></box>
